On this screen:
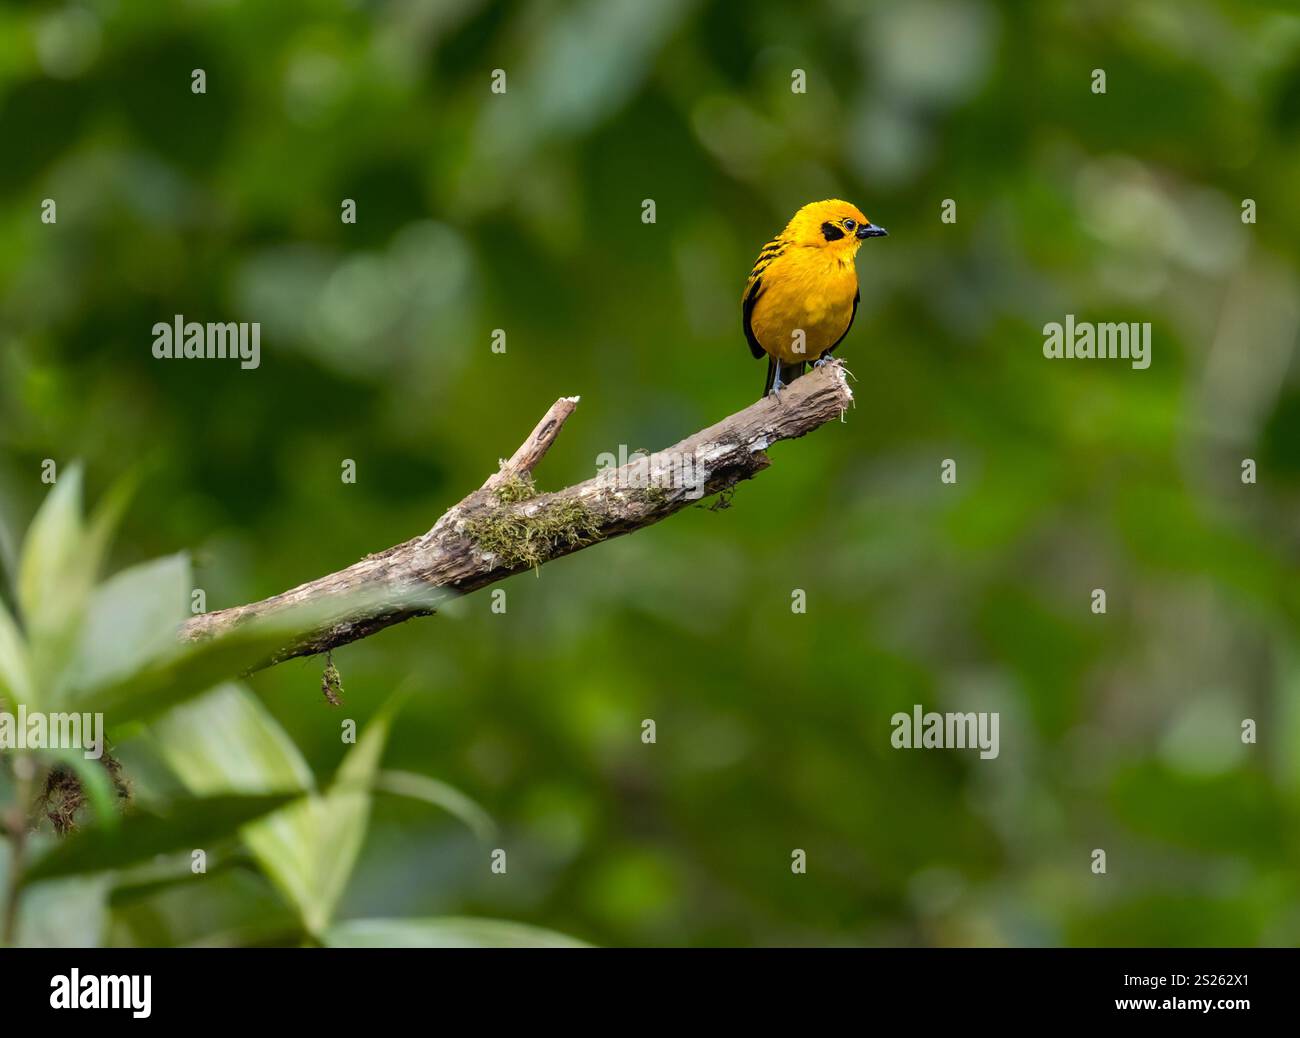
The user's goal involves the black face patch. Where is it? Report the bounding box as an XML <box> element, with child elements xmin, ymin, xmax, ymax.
<box><xmin>821</xmin><ymin>221</ymin><xmax>845</xmax><ymax>241</ymax></box>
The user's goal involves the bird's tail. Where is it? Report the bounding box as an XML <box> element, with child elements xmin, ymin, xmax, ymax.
<box><xmin>762</xmin><ymin>357</ymin><xmax>806</xmax><ymax>398</ymax></box>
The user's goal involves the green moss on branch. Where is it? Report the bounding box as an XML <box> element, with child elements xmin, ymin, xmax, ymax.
<box><xmin>464</xmin><ymin>497</ymin><xmax>604</xmax><ymax>570</ymax></box>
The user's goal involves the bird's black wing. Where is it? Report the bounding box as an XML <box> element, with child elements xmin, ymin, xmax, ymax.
<box><xmin>742</xmin><ymin>237</ymin><xmax>787</xmax><ymax>360</ymax></box>
<box><xmin>823</xmin><ymin>286</ymin><xmax>860</xmax><ymax>358</ymax></box>
<box><xmin>742</xmin><ymin>275</ymin><xmax>765</xmax><ymax>359</ymax></box>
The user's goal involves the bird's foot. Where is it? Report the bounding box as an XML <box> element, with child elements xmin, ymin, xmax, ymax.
<box><xmin>813</xmin><ymin>355</ymin><xmax>856</xmax><ymax>382</ymax></box>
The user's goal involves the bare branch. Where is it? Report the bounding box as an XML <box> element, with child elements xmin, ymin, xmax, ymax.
<box><xmin>180</xmin><ymin>363</ymin><xmax>853</xmax><ymax>668</ymax></box>
<box><xmin>481</xmin><ymin>395</ymin><xmax>580</xmax><ymax>491</ymax></box>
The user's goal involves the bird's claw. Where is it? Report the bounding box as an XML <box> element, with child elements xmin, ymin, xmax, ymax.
<box><xmin>813</xmin><ymin>355</ymin><xmax>856</xmax><ymax>382</ymax></box>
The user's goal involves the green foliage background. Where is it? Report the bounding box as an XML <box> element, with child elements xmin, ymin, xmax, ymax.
<box><xmin>3</xmin><ymin>0</ymin><xmax>1300</xmax><ymax>946</ymax></box>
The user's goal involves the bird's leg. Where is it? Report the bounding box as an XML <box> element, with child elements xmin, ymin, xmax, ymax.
<box><xmin>768</xmin><ymin>366</ymin><xmax>785</xmax><ymax>398</ymax></box>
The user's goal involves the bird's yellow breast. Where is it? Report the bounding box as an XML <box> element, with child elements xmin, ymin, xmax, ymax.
<box><xmin>749</xmin><ymin>250</ymin><xmax>858</xmax><ymax>363</ymax></box>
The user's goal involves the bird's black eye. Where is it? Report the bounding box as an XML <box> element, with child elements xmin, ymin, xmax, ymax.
<box><xmin>843</xmin><ymin>219</ymin><xmax>856</xmax><ymax>231</ymax></box>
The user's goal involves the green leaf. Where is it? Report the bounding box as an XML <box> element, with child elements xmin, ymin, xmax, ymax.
<box><xmin>0</xmin><ymin>595</ymin><xmax>33</xmax><ymax>710</ymax></box>
<box><xmin>0</xmin><ymin>504</ymin><xmax>16</xmax><ymax>605</ymax></box>
<box><xmin>12</xmin><ymin>875</ymin><xmax>111</xmax><ymax>948</ymax></box>
<box><xmin>374</xmin><ymin>769</ymin><xmax>496</xmax><ymax>842</ymax></box>
<box><xmin>16</xmin><ymin>468</ymin><xmax>93</xmax><ymax>697</ymax></box>
<box><xmin>24</xmin><ymin>793</ymin><xmax>300</xmax><ymax>883</ymax></box>
<box><xmin>151</xmin><ymin>683</ymin><xmax>400</xmax><ymax>936</ymax></box>
<box><xmin>82</xmin><ymin>469</ymin><xmax>137</xmax><ymax>575</ymax></box>
<box><xmin>82</xmin><ymin>617</ymin><xmax>311</xmax><ymax>723</ymax></box>
<box><xmin>13</xmin><ymin>466</ymin><xmax>134</xmax><ymax>705</ymax></box>
<box><xmin>306</xmin><ymin>699</ymin><xmax>400</xmax><ymax>934</ymax></box>
<box><xmin>17</xmin><ymin>464</ymin><xmax>86</xmax><ymax>632</ymax></box>
<box><xmin>324</xmin><ymin>917</ymin><xmax>590</xmax><ymax>948</ymax></box>
<box><xmin>151</xmin><ymin>683</ymin><xmax>315</xmax><ymax>795</ymax></box>
<box><xmin>152</xmin><ymin>684</ymin><xmax>320</xmax><ymax>931</ymax></box>
<box><xmin>82</xmin><ymin>586</ymin><xmax>433</xmax><ymax>723</ymax></box>
<box><xmin>245</xmin><ymin>799</ymin><xmax>326</xmax><ymax>934</ymax></box>
<box><xmin>69</xmin><ymin>553</ymin><xmax>191</xmax><ymax>697</ymax></box>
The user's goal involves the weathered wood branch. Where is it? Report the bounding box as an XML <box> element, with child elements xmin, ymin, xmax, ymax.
<box><xmin>180</xmin><ymin>362</ymin><xmax>854</xmax><ymax>668</ymax></box>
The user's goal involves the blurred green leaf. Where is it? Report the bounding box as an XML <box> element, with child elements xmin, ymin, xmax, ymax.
<box><xmin>323</xmin><ymin>917</ymin><xmax>589</xmax><ymax>948</ymax></box>
<box><xmin>81</xmin><ymin>585</ymin><xmax>440</xmax><ymax>723</ymax></box>
<box><xmin>17</xmin><ymin>464</ymin><xmax>85</xmax><ymax>632</ymax></box>
<box><xmin>12</xmin><ymin>465</ymin><xmax>134</xmax><ymax>706</ymax></box>
<box><xmin>374</xmin><ymin>769</ymin><xmax>497</xmax><ymax>842</ymax></box>
<box><xmin>14</xmin><ymin>875</ymin><xmax>111</xmax><ymax>949</ymax></box>
<box><xmin>151</xmin><ymin>682</ymin><xmax>315</xmax><ymax>794</ymax></box>
<box><xmin>0</xmin><ymin>594</ymin><xmax>33</xmax><ymax>709</ymax></box>
<box><xmin>16</xmin><ymin>467</ymin><xmax>93</xmax><ymax>698</ymax></box>
<box><xmin>69</xmin><ymin>552</ymin><xmax>190</xmax><ymax>697</ymax></box>
<box><xmin>82</xmin><ymin>618</ymin><xmax>311</xmax><ymax>723</ymax></box>
<box><xmin>150</xmin><ymin>683</ymin><xmax>318</xmax><ymax>927</ymax></box>
<box><xmin>152</xmin><ymin>682</ymin><xmax>400</xmax><ymax>935</ymax></box>
<box><xmin>25</xmin><ymin>793</ymin><xmax>300</xmax><ymax>883</ymax></box>
<box><xmin>306</xmin><ymin>699</ymin><xmax>399</xmax><ymax>934</ymax></box>
<box><xmin>82</xmin><ymin>469</ymin><xmax>136</xmax><ymax>589</ymax></box>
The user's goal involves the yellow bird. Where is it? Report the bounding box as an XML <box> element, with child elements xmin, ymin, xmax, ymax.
<box><xmin>742</xmin><ymin>199</ymin><xmax>888</xmax><ymax>397</ymax></box>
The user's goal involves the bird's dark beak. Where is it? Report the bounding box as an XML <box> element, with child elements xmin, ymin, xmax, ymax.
<box><xmin>856</xmin><ymin>223</ymin><xmax>888</xmax><ymax>239</ymax></box>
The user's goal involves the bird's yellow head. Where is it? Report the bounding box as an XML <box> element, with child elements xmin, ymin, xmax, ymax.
<box><xmin>784</xmin><ymin>198</ymin><xmax>888</xmax><ymax>252</ymax></box>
